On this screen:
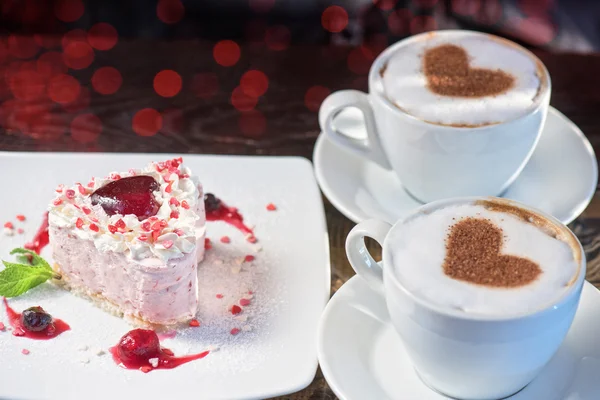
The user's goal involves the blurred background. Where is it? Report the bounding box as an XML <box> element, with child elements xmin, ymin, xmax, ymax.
<box><xmin>0</xmin><ymin>0</ymin><xmax>597</xmax><ymax>151</ymax></box>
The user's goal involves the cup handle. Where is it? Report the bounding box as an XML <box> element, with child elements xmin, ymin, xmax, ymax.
<box><xmin>319</xmin><ymin>90</ymin><xmax>392</xmax><ymax>170</ymax></box>
<box><xmin>345</xmin><ymin>219</ymin><xmax>393</xmax><ymax>293</ymax></box>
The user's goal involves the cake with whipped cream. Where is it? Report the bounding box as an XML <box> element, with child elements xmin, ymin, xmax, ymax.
<box><xmin>48</xmin><ymin>157</ymin><xmax>205</xmax><ymax>325</ymax></box>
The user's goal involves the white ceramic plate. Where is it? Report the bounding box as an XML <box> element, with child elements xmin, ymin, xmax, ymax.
<box><xmin>314</xmin><ymin>107</ymin><xmax>598</xmax><ymax>225</ymax></box>
<box><xmin>318</xmin><ymin>275</ymin><xmax>600</xmax><ymax>400</ymax></box>
<box><xmin>0</xmin><ymin>153</ymin><xmax>330</xmax><ymax>400</ymax></box>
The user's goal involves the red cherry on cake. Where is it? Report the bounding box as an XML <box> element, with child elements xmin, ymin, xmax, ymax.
<box><xmin>116</xmin><ymin>329</ymin><xmax>161</xmax><ymax>365</ymax></box>
<box><xmin>91</xmin><ymin>176</ymin><xmax>160</xmax><ymax>220</ymax></box>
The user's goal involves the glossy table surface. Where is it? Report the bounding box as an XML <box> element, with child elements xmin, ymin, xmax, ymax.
<box><xmin>1</xmin><ymin>41</ymin><xmax>600</xmax><ymax>400</ymax></box>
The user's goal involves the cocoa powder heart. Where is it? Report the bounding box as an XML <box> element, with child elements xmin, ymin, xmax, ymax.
<box><xmin>423</xmin><ymin>44</ymin><xmax>515</xmax><ymax>97</ymax></box>
<box><xmin>443</xmin><ymin>218</ymin><xmax>541</xmax><ymax>288</ymax></box>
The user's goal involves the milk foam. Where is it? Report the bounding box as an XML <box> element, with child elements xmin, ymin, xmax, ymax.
<box><xmin>388</xmin><ymin>204</ymin><xmax>578</xmax><ymax>316</ymax></box>
<box><xmin>380</xmin><ymin>32</ymin><xmax>542</xmax><ymax>126</ymax></box>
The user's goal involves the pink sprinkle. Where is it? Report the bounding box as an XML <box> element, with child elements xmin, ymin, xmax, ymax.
<box><xmin>77</xmin><ymin>183</ymin><xmax>86</xmax><ymax>195</ymax></box>
<box><xmin>230</xmin><ymin>328</ymin><xmax>240</xmax><ymax>335</ymax></box>
<box><xmin>53</xmin><ymin>198</ymin><xmax>63</xmax><ymax>206</ymax></box>
<box><xmin>239</xmin><ymin>298</ymin><xmax>251</xmax><ymax>307</ymax></box>
<box><xmin>0</xmin><ymin>322</ymin><xmax>5</xmax><ymax>331</ymax></box>
<box><xmin>248</xmin><ymin>291</ymin><xmax>253</xmax><ymax>295</ymax></box>
<box><xmin>21</xmin><ymin>349</ymin><xmax>30</xmax><ymax>355</ymax></box>
<box><xmin>3</xmin><ymin>222</ymin><xmax>13</xmax><ymax>229</ymax></box>
<box><xmin>87</xmin><ymin>181</ymin><xmax>95</xmax><ymax>188</ymax></box>
<box><xmin>247</xmin><ymin>235</ymin><xmax>257</xmax><ymax>243</ymax></box>
<box><xmin>220</xmin><ymin>236</ymin><xmax>231</xmax><ymax>244</ymax></box>
<box><xmin>170</xmin><ymin>210</ymin><xmax>179</xmax><ymax>219</ymax></box>
<box><xmin>169</xmin><ymin>198</ymin><xmax>180</xmax><ymax>206</ymax></box>
<box><xmin>231</xmin><ymin>305</ymin><xmax>242</xmax><ymax>315</ymax></box>
<box><xmin>244</xmin><ymin>255</ymin><xmax>255</xmax><ymax>263</ymax></box>
<box><xmin>174</xmin><ymin>229</ymin><xmax>185</xmax><ymax>236</ymax></box>
<box><xmin>15</xmin><ymin>215</ymin><xmax>26</xmax><ymax>222</ymax></box>
<box><xmin>17</xmin><ymin>228</ymin><xmax>24</xmax><ymax>234</ymax></box>
<box><xmin>165</xmin><ymin>182</ymin><xmax>173</xmax><ymax>193</ymax></box>
<box><xmin>55</xmin><ymin>184</ymin><xmax>64</xmax><ymax>193</ymax></box>
<box><xmin>115</xmin><ymin>219</ymin><xmax>126</xmax><ymax>229</ymax></box>
<box><xmin>216</xmin><ymin>294</ymin><xmax>223</xmax><ymax>299</ymax></box>
<box><xmin>181</xmin><ymin>200</ymin><xmax>190</xmax><ymax>209</ymax></box>
<box><xmin>138</xmin><ymin>235</ymin><xmax>148</xmax><ymax>242</ymax></box>
<box><xmin>141</xmin><ymin>221</ymin><xmax>152</xmax><ymax>231</ymax></box>
<box><xmin>65</xmin><ymin>189</ymin><xmax>76</xmax><ymax>199</ymax></box>
<box><xmin>111</xmin><ymin>173</ymin><xmax>121</xmax><ymax>180</ymax></box>
<box><xmin>75</xmin><ymin>218</ymin><xmax>84</xmax><ymax>229</ymax></box>
<box><xmin>266</xmin><ymin>203</ymin><xmax>277</xmax><ymax>211</ymax></box>
<box><xmin>90</xmin><ymin>217</ymin><xmax>99</xmax><ymax>223</ymax></box>
<box><xmin>160</xmin><ymin>220</ymin><xmax>168</xmax><ymax>227</ymax></box>
<box><xmin>108</xmin><ymin>225</ymin><xmax>117</xmax><ymax>234</ymax></box>
<box><xmin>140</xmin><ymin>366</ymin><xmax>152</xmax><ymax>373</ymax></box>
<box><xmin>189</xmin><ymin>319</ymin><xmax>200</xmax><ymax>327</ymax></box>
<box><xmin>82</xmin><ymin>207</ymin><xmax>91</xmax><ymax>215</ymax></box>
<box><xmin>162</xmin><ymin>240</ymin><xmax>174</xmax><ymax>249</ymax></box>
<box><xmin>89</xmin><ymin>223</ymin><xmax>99</xmax><ymax>232</ymax></box>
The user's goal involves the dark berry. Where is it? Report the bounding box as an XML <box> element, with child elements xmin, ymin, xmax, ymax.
<box><xmin>116</xmin><ymin>329</ymin><xmax>161</xmax><ymax>364</ymax></box>
<box><xmin>204</xmin><ymin>193</ymin><xmax>221</xmax><ymax>212</ymax></box>
<box><xmin>91</xmin><ymin>176</ymin><xmax>160</xmax><ymax>221</ymax></box>
<box><xmin>21</xmin><ymin>306</ymin><xmax>53</xmax><ymax>332</ymax></box>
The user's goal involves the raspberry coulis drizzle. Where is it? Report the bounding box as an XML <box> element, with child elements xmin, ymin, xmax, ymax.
<box><xmin>204</xmin><ymin>193</ymin><xmax>254</xmax><ymax>237</ymax></box>
<box><xmin>2</xmin><ymin>298</ymin><xmax>70</xmax><ymax>340</ymax></box>
<box><xmin>110</xmin><ymin>329</ymin><xmax>209</xmax><ymax>373</ymax></box>
<box><xmin>24</xmin><ymin>212</ymin><xmax>50</xmax><ymax>255</ymax></box>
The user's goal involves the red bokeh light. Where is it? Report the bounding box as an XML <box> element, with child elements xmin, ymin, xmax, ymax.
<box><xmin>239</xmin><ymin>110</ymin><xmax>266</xmax><ymax>137</ymax></box>
<box><xmin>321</xmin><ymin>6</ymin><xmax>349</xmax><ymax>33</ymax></box>
<box><xmin>8</xmin><ymin>35</ymin><xmax>39</xmax><ymax>59</ymax></box>
<box><xmin>47</xmin><ymin>74</ymin><xmax>81</xmax><ymax>104</ymax></box>
<box><xmin>249</xmin><ymin>0</ymin><xmax>275</xmax><ymax>13</ymax></box>
<box><xmin>88</xmin><ymin>23</ymin><xmax>119</xmax><ymax>51</ymax></box>
<box><xmin>410</xmin><ymin>15</ymin><xmax>438</xmax><ymax>34</ymax></box>
<box><xmin>34</xmin><ymin>34</ymin><xmax>62</xmax><ymax>50</ymax></box>
<box><xmin>54</xmin><ymin>0</ymin><xmax>84</xmax><ymax>23</ymax></box>
<box><xmin>132</xmin><ymin>108</ymin><xmax>163</xmax><ymax>136</ymax></box>
<box><xmin>71</xmin><ymin>113</ymin><xmax>102</xmax><ymax>143</ymax></box>
<box><xmin>63</xmin><ymin>41</ymin><xmax>95</xmax><ymax>70</ymax></box>
<box><xmin>8</xmin><ymin>100</ymin><xmax>53</xmax><ymax>136</ymax></box>
<box><xmin>4</xmin><ymin>61</ymin><xmax>36</xmax><ymax>87</ymax></box>
<box><xmin>388</xmin><ymin>9</ymin><xmax>413</xmax><ymax>35</ymax></box>
<box><xmin>9</xmin><ymin>70</ymin><xmax>45</xmax><ymax>101</ymax></box>
<box><xmin>37</xmin><ymin>51</ymin><xmax>67</xmax><ymax>80</ymax></box>
<box><xmin>373</xmin><ymin>0</ymin><xmax>398</xmax><ymax>11</ymax></box>
<box><xmin>265</xmin><ymin>25</ymin><xmax>291</xmax><ymax>51</ymax></box>
<box><xmin>213</xmin><ymin>40</ymin><xmax>241</xmax><ymax>67</ymax></box>
<box><xmin>347</xmin><ymin>46</ymin><xmax>375</xmax><ymax>75</ymax></box>
<box><xmin>62</xmin><ymin>86</ymin><xmax>90</xmax><ymax>113</ymax></box>
<box><xmin>451</xmin><ymin>0</ymin><xmax>481</xmax><ymax>16</ymax></box>
<box><xmin>29</xmin><ymin>112</ymin><xmax>68</xmax><ymax>141</ymax></box>
<box><xmin>62</xmin><ymin>29</ymin><xmax>87</xmax><ymax>49</ymax></box>
<box><xmin>153</xmin><ymin>70</ymin><xmax>182</xmax><ymax>98</ymax></box>
<box><xmin>92</xmin><ymin>67</ymin><xmax>123</xmax><ymax>95</ymax></box>
<box><xmin>240</xmin><ymin>70</ymin><xmax>269</xmax><ymax>97</ymax></box>
<box><xmin>412</xmin><ymin>0</ymin><xmax>439</xmax><ymax>8</ymax></box>
<box><xmin>304</xmin><ymin>86</ymin><xmax>331</xmax><ymax>112</ymax></box>
<box><xmin>162</xmin><ymin>108</ymin><xmax>184</xmax><ymax>135</ymax></box>
<box><xmin>512</xmin><ymin>17</ymin><xmax>556</xmax><ymax>46</ymax></box>
<box><xmin>157</xmin><ymin>0</ymin><xmax>185</xmax><ymax>24</ymax></box>
<box><xmin>518</xmin><ymin>0</ymin><xmax>554</xmax><ymax>17</ymax></box>
<box><xmin>231</xmin><ymin>86</ymin><xmax>258</xmax><ymax>111</ymax></box>
<box><xmin>192</xmin><ymin>72</ymin><xmax>219</xmax><ymax>99</ymax></box>
<box><xmin>474</xmin><ymin>0</ymin><xmax>502</xmax><ymax>25</ymax></box>
<box><xmin>0</xmin><ymin>41</ymin><xmax>8</xmax><ymax>64</ymax></box>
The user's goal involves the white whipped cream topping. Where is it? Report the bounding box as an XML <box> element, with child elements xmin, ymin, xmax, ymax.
<box><xmin>48</xmin><ymin>158</ymin><xmax>205</xmax><ymax>261</ymax></box>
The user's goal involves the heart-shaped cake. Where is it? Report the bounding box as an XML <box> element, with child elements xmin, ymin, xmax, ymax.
<box><xmin>443</xmin><ymin>217</ymin><xmax>541</xmax><ymax>287</ymax></box>
<box><xmin>424</xmin><ymin>44</ymin><xmax>515</xmax><ymax>98</ymax></box>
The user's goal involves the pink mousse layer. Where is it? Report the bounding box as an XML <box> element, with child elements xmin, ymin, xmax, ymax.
<box><xmin>50</xmin><ymin>225</ymin><xmax>203</xmax><ymax>325</ymax></box>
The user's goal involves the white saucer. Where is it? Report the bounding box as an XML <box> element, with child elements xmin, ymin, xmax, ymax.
<box><xmin>313</xmin><ymin>107</ymin><xmax>598</xmax><ymax>224</ymax></box>
<box><xmin>318</xmin><ymin>275</ymin><xmax>600</xmax><ymax>400</ymax></box>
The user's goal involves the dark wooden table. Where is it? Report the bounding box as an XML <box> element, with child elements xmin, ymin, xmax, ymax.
<box><xmin>1</xmin><ymin>41</ymin><xmax>599</xmax><ymax>400</ymax></box>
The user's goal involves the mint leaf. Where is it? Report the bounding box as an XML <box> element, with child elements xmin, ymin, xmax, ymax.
<box><xmin>0</xmin><ymin>248</ymin><xmax>58</xmax><ymax>298</ymax></box>
<box><xmin>0</xmin><ymin>265</ymin><xmax>53</xmax><ymax>297</ymax></box>
<box><xmin>10</xmin><ymin>248</ymin><xmax>51</xmax><ymax>271</ymax></box>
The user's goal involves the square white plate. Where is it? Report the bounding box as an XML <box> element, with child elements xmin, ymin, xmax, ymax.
<box><xmin>0</xmin><ymin>153</ymin><xmax>330</xmax><ymax>400</ymax></box>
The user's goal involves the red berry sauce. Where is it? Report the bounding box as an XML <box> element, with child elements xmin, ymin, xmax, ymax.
<box><xmin>24</xmin><ymin>212</ymin><xmax>50</xmax><ymax>255</ymax></box>
<box><xmin>2</xmin><ymin>298</ymin><xmax>70</xmax><ymax>340</ymax></box>
<box><xmin>91</xmin><ymin>176</ymin><xmax>160</xmax><ymax>221</ymax></box>
<box><xmin>110</xmin><ymin>329</ymin><xmax>209</xmax><ymax>373</ymax></box>
<box><xmin>204</xmin><ymin>194</ymin><xmax>254</xmax><ymax>237</ymax></box>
